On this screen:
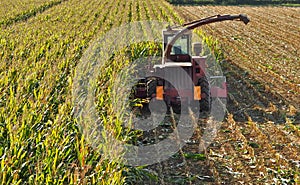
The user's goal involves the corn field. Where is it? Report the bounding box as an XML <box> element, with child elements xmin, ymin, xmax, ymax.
<box><xmin>0</xmin><ymin>0</ymin><xmax>299</xmax><ymax>184</ymax></box>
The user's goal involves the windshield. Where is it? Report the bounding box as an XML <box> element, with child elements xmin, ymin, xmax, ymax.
<box><xmin>165</xmin><ymin>34</ymin><xmax>189</xmax><ymax>55</ymax></box>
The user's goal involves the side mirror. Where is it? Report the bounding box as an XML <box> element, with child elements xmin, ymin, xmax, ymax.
<box><xmin>193</xmin><ymin>42</ymin><xmax>202</xmax><ymax>56</ymax></box>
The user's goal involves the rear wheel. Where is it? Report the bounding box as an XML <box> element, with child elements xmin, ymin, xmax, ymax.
<box><xmin>146</xmin><ymin>79</ymin><xmax>157</xmax><ymax>98</ymax></box>
<box><xmin>140</xmin><ymin>79</ymin><xmax>157</xmax><ymax>115</ymax></box>
<box><xmin>198</xmin><ymin>77</ymin><xmax>211</xmax><ymax>112</ymax></box>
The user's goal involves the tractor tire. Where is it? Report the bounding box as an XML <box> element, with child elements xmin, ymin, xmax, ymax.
<box><xmin>146</xmin><ymin>79</ymin><xmax>171</xmax><ymax>115</ymax></box>
<box><xmin>147</xmin><ymin>79</ymin><xmax>157</xmax><ymax>98</ymax></box>
<box><xmin>171</xmin><ymin>103</ymin><xmax>181</xmax><ymax>114</ymax></box>
<box><xmin>137</xmin><ymin>79</ymin><xmax>157</xmax><ymax>116</ymax></box>
<box><xmin>198</xmin><ymin>77</ymin><xmax>211</xmax><ymax>112</ymax></box>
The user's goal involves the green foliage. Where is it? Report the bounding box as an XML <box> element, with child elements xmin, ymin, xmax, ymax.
<box><xmin>182</xmin><ymin>153</ymin><xmax>206</xmax><ymax>160</ymax></box>
<box><xmin>123</xmin><ymin>166</ymin><xmax>159</xmax><ymax>184</ymax></box>
<box><xmin>194</xmin><ymin>29</ymin><xmax>225</xmax><ymax>62</ymax></box>
<box><xmin>0</xmin><ymin>0</ymin><xmax>68</xmax><ymax>27</ymax></box>
<box><xmin>0</xmin><ymin>0</ymin><xmax>188</xmax><ymax>184</ymax></box>
<box><xmin>0</xmin><ymin>0</ymin><xmax>127</xmax><ymax>184</ymax></box>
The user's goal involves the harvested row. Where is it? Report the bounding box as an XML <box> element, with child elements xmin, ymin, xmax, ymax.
<box><xmin>138</xmin><ymin>4</ymin><xmax>300</xmax><ymax>184</ymax></box>
<box><xmin>223</xmin><ymin>62</ymin><xmax>300</xmax><ymax>183</ymax></box>
<box><xmin>225</xmin><ymin>52</ymin><xmax>299</xmax><ymax>151</ymax></box>
<box><xmin>213</xmin><ymin>6</ymin><xmax>300</xmax><ymax>82</ymax></box>
<box><xmin>175</xmin><ymin>6</ymin><xmax>300</xmax><ymax>109</ymax></box>
<box><xmin>176</xmin><ymin>6</ymin><xmax>300</xmax><ymax>83</ymax></box>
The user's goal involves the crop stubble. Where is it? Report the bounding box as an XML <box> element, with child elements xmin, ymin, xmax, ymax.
<box><xmin>159</xmin><ymin>5</ymin><xmax>300</xmax><ymax>184</ymax></box>
<box><xmin>175</xmin><ymin>6</ymin><xmax>300</xmax><ymax>107</ymax></box>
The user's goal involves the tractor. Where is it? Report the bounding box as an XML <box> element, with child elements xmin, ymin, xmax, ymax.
<box><xmin>132</xmin><ymin>14</ymin><xmax>249</xmax><ymax>114</ymax></box>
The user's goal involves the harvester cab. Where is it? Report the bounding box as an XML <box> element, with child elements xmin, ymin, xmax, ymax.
<box><xmin>163</xmin><ymin>29</ymin><xmax>191</xmax><ymax>57</ymax></box>
<box><xmin>132</xmin><ymin>14</ymin><xmax>249</xmax><ymax>114</ymax></box>
<box><xmin>162</xmin><ymin>29</ymin><xmax>204</xmax><ymax>60</ymax></box>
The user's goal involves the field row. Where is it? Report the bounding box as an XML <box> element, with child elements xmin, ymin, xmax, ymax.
<box><xmin>0</xmin><ymin>0</ymin><xmax>70</xmax><ymax>26</ymax></box>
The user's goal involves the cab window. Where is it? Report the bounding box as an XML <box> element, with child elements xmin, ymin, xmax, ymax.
<box><xmin>165</xmin><ymin>35</ymin><xmax>189</xmax><ymax>55</ymax></box>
